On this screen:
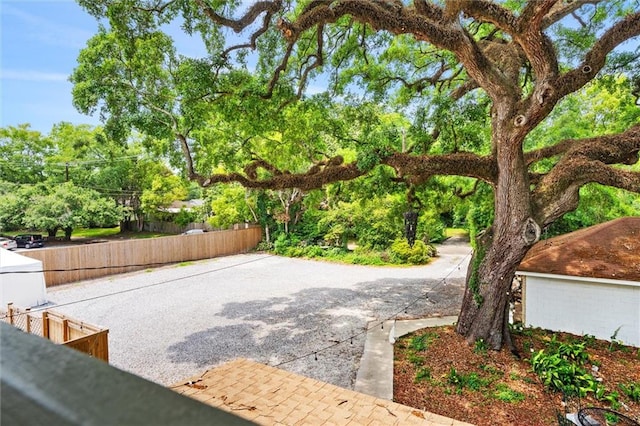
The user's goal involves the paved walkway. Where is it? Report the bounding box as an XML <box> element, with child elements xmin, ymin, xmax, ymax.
<box><xmin>354</xmin><ymin>316</ymin><xmax>459</xmax><ymax>399</ymax></box>
<box><xmin>172</xmin><ymin>358</ymin><xmax>473</xmax><ymax>425</ymax></box>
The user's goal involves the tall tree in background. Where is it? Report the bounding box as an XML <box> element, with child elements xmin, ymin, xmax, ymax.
<box><xmin>0</xmin><ymin>125</ymin><xmax>53</xmax><ymax>184</ymax></box>
<box><xmin>74</xmin><ymin>0</ymin><xmax>640</xmax><ymax>349</ymax></box>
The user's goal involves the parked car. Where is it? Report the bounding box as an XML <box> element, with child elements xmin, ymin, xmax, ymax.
<box><xmin>14</xmin><ymin>234</ymin><xmax>44</xmax><ymax>249</ymax></box>
<box><xmin>182</xmin><ymin>229</ymin><xmax>205</xmax><ymax>235</ymax></box>
<box><xmin>0</xmin><ymin>237</ymin><xmax>17</xmax><ymax>250</ymax></box>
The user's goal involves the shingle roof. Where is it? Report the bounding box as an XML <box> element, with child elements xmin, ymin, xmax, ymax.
<box><xmin>171</xmin><ymin>359</ymin><xmax>472</xmax><ymax>425</ymax></box>
<box><xmin>518</xmin><ymin>217</ymin><xmax>640</xmax><ymax>281</ymax></box>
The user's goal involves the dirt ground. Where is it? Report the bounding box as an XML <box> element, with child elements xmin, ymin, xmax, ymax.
<box><xmin>394</xmin><ymin>326</ymin><xmax>640</xmax><ymax>426</ymax></box>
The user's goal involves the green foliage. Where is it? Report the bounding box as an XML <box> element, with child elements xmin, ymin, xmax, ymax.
<box><xmin>407</xmin><ymin>353</ymin><xmax>425</xmax><ymax>366</ymax></box>
<box><xmin>465</xmin><ymin>183</ymin><xmax>494</xmax><ymax>243</ymax></box>
<box><xmin>389</xmin><ymin>239</ymin><xmax>435</xmax><ymax>265</ymax></box>
<box><xmin>530</xmin><ymin>350</ymin><xmax>594</xmax><ymax>397</ymax></box>
<box><xmin>414</xmin><ymin>367</ymin><xmax>432</xmax><ymax>382</ymax></box>
<box><xmin>417</xmin><ymin>210</ymin><xmax>446</xmax><ymax>243</ymax></box>
<box><xmin>468</xmin><ymin>243</ymin><xmax>486</xmax><ymax>307</ymax></box>
<box><xmin>493</xmin><ymin>384</ymin><xmax>525</xmax><ymax>403</ymax></box>
<box><xmin>21</xmin><ymin>182</ymin><xmax>123</xmax><ymax>238</ymax></box>
<box><xmin>207</xmin><ymin>184</ymin><xmax>255</xmax><ymax>229</ymax></box>
<box><xmin>408</xmin><ymin>333</ymin><xmax>437</xmax><ymax>352</ymax></box>
<box><xmin>174</xmin><ymin>208</ymin><xmax>198</xmax><ymax>227</ymax></box>
<box><xmin>529</xmin><ymin>337</ymin><xmax>599</xmax><ymax>398</ymax></box>
<box><xmin>474</xmin><ymin>339</ymin><xmax>488</xmax><ymax>355</ymax></box>
<box><xmin>619</xmin><ymin>382</ymin><xmax>640</xmax><ymax>403</ymax></box>
<box><xmin>447</xmin><ymin>368</ymin><xmax>491</xmax><ymax>393</ymax></box>
<box><xmin>0</xmin><ymin>125</ymin><xmax>53</xmax><ymax>184</ymax></box>
<box><xmin>140</xmin><ymin>174</ymin><xmax>188</xmax><ymax>217</ymax></box>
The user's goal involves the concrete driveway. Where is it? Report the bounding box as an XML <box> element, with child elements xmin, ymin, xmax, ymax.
<box><xmin>47</xmin><ymin>239</ymin><xmax>471</xmax><ymax>388</ymax></box>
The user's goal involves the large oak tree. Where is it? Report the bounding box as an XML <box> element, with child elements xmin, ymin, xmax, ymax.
<box><xmin>74</xmin><ymin>0</ymin><xmax>640</xmax><ymax>349</ymax></box>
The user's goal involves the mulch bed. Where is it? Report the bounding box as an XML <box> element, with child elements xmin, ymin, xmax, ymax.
<box><xmin>394</xmin><ymin>325</ymin><xmax>640</xmax><ymax>426</ymax></box>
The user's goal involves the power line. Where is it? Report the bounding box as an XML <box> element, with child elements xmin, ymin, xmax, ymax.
<box><xmin>270</xmin><ymin>250</ymin><xmax>473</xmax><ymax>367</ymax></box>
<box><xmin>0</xmin><ymin>255</ymin><xmax>274</xmax><ymax>320</ymax></box>
<box><xmin>1</xmin><ymin>250</ymin><xmax>474</xmax><ymax>368</ymax></box>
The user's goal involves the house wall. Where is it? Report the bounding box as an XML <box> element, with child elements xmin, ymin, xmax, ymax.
<box><xmin>521</xmin><ymin>273</ymin><xmax>640</xmax><ymax>347</ymax></box>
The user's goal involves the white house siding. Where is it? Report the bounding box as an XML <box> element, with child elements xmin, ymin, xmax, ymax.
<box><xmin>520</xmin><ymin>272</ymin><xmax>640</xmax><ymax>347</ymax></box>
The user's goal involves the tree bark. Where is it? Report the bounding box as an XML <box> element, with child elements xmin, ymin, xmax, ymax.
<box><xmin>456</xmin><ymin>104</ymin><xmax>539</xmax><ymax>349</ymax></box>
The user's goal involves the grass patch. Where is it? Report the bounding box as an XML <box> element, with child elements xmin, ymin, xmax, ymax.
<box><xmin>415</xmin><ymin>367</ymin><xmax>432</xmax><ymax>382</ymax></box>
<box><xmin>409</xmin><ymin>332</ymin><xmax>438</xmax><ymax>351</ymax></box>
<box><xmin>71</xmin><ymin>227</ymin><xmax>121</xmax><ymax>238</ymax></box>
<box><xmin>445</xmin><ymin>228</ymin><xmax>469</xmax><ymax>239</ymax></box>
<box><xmin>493</xmin><ymin>384</ymin><xmax>525</xmax><ymax>403</ymax></box>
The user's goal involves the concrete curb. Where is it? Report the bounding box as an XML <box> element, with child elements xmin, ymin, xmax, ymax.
<box><xmin>354</xmin><ymin>316</ymin><xmax>458</xmax><ymax>399</ymax></box>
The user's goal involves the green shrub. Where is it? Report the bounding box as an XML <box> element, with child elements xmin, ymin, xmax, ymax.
<box><xmin>255</xmin><ymin>240</ymin><xmax>274</xmax><ymax>251</ymax></box>
<box><xmin>418</xmin><ymin>210</ymin><xmax>446</xmax><ymax>243</ymax></box>
<box><xmin>303</xmin><ymin>245</ymin><xmax>325</xmax><ymax>258</ymax></box>
<box><xmin>273</xmin><ymin>234</ymin><xmax>301</xmax><ymax>255</ymax></box>
<box><xmin>389</xmin><ymin>239</ymin><xmax>434</xmax><ymax>265</ymax></box>
<box><xmin>529</xmin><ymin>339</ymin><xmax>599</xmax><ymax>398</ymax></box>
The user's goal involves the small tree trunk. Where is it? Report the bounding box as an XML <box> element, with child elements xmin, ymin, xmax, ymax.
<box><xmin>64</xmin><ymin>227</ymin><xmax>73</xmax><ymax>241</ymax></box>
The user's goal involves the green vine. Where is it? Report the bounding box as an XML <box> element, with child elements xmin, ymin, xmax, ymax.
<box><xmin>469</xmin><ymin>243</ymin><xmax>486</xmax><ymax>307</ymax></box>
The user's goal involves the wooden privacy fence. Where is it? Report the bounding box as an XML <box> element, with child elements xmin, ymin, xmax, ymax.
<box><xmin>1</xmin><ymin>303</ymin><xmax>109</xmax><ymax>362</ymax></box>
<box><xmin>20</xmin><ymin>225</ymin><xmax>262</xmax><ymax>287</ymax></box>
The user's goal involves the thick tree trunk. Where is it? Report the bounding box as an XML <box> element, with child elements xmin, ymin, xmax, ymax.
<box><xmin>456</xmin><ymin>105</ymin><xmax>541</xmax><ymax>349</ymax></box>
<box><xmin>47</xmin><ymin>228</ymin><xmax>58</xmax><ymax>240</ymax></box>
<box><xmin>456</xmin><ymin>226</ymin><xmax>532</xmax><ymax>349</ymax></box>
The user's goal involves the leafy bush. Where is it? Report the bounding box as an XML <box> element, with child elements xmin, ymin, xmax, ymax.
<box><xmin>273</xmin><ymin>233</ymin><xmax>301</xmax><ymax>255</ymax></box>
<box><xmin>418</xmin><ymin>210</ymin><xmax>446</xmax><ymax>243</ymax></box>
<box><xmin>303</xmin><ymin>245</ymin><xmax>325</xmax><ymax>258</ymax></box>
<box><xmin>254</xmin><ymin>240</ymin><xmax>274</xmax><ymax>251</ymax></box>
<box><xmin>389</xmin><ymin>239</ymin><xmax>435</xmax><ymax>265</ymax></box>
<box><xmin>529</xmin><ymin>338</ymin><xmax>598</xmax><ymax>397</ymax></box>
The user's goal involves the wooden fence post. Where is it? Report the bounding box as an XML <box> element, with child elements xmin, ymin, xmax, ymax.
<box><xmin>62</xmin><ymin>319</ymin><xmax>69</xmax><ymax>342</ymax></box>
<box><xmin>25</xmin><ymin>308</ymin><xmax>31</xmax><ymax>334</ymax></box>
<box><xmin>7</xmin><ymin>303</ymin><xmax>14</xmax><ymax>325</ymax></box>
<box><xmin>42</xmin><ymin>311</ymin><xmax>49</xmax><ymax>339</ymax></box>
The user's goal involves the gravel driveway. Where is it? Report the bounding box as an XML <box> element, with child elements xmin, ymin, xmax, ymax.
<box><xmin>47</xmin><ymin>239</ymin><xmax>471</xmax><ymax>389</ymax></box>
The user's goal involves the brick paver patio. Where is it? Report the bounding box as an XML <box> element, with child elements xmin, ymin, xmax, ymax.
<box><xmin>172</xmin><ymin>359</ymin><xmax>473</xmax><ymax>425</ymax></box>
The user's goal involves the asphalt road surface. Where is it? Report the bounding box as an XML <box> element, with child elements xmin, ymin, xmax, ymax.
<box><xmin>47</xmin><ymin>239</ymin><xmax>471</xmax><ymax>388</ymax></box>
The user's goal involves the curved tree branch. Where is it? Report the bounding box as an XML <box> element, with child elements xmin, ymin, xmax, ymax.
<box><xmin>531</xmin><ymin>124</ymin><xmax>640</xmax><ymax>224</ymax></box>
<box><xmin>194</xmin><ymin>0</ymin><xmax>282</xmax><ymax>33</ymax></box>
<box><xmin>556</xmin><ymin>12</ymin><xmax>640</xmax><ymax>99</ymax></box>
<box><xmin>460</xmin><ymin>0</ymin><xmax>517</xmax><ymax>33</ymax></box>
<box><xmin>221</xmin><ymin>5</ymin><xmax>280</xmax><ymax>59</ymax></box>
<box><xmin>541</xmin><ymin>0</ymin><xmax>603</xmax><ymax>29</ymax></box>
<box><xmin>382</xmin><ymin>151</ymin><xmax>497</xmax><ymax>185</ymax></box>
<box><xmin>195</xmin><ymin>155</ymin><xmax>367</xmax><ymax>190</ymax></box>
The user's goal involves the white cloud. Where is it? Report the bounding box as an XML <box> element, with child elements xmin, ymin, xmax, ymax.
<box><xmin>0</xmin><ymin>69</ymin><xmax>68</xmax><ymax>82</ymax></box>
